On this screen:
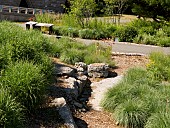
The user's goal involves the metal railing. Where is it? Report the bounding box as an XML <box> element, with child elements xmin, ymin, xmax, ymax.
<box><xmin>0</xmin><ymin>5</ymin><xmax>54</xmax><ymax>15</ymax></box>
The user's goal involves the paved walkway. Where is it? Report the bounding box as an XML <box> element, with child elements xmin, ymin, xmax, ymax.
<box><xmin>75</xmin><ymin>38</ymin><xmax>170</xmax><ymax>55</ymax></box>
<box><xmin>18</xmin><ymin>23</ymin><xmax>170</xmax><ymax>55</ymax></box>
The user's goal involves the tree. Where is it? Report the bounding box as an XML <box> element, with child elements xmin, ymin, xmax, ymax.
<box><xmin>130</xmin><ymin>0</ymin><xmax>170</xmax><ymax>21</ymax></box>
<box><xmin>104</xmin><ymin>0</ymin><xmax>128</xmax><ymax>24</ymax></box>
<box><xmin>68</xmin><ymin>0</ymin><xmax>97</xmax><ymax>28</ymax></box>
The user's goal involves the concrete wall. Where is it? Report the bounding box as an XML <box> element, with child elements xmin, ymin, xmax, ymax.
<box><xmin>0</xmin><ymin>12</ymin><xmax>34</xmax><ymax>22</ymax></box>
<box><xmin>0</xmin><ymin>0</ymin><xmax>66</xmax><ymax>12</ymax></box>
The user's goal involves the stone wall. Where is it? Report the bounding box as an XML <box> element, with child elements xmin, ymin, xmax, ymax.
<box><xmin>0</xmin><ymin>0</ymin><xmax>66</xmax><ymax>12</ymax></box>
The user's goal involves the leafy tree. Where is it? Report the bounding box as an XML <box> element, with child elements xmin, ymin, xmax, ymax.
<box><xmin>68</xmin><ymin>0</ymin><xmax>97</xmax><ymax>28</ymax></box>
<box><xmin>130</xmin><ymin>0</ymin><xmax>170</xmax><ymax>21</ymax></box>
<box><xmin>104</xmin><ymin>0</ymin><xmax>128</xmax><ymax>24</ymax></box>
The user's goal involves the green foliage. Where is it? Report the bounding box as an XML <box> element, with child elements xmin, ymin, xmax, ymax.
<box><xmin>0</xmin><ymin>21</ymin><xmax>56</xmax><ymax>127</ymax></box>
<box><xmin>145</xmin><ymin>112</ymin><xmax>170</xmax><ymax>128</ymax></box>
<box><xmin>0</xmin><ymin>43</ymin><xmax>13</xmax><ymax>70</ymax></box>
<box><xmin>114</xmin><ymin>99</ymin><xmax>150</xmax><ymax>128</ymax></box>
<box><xmin>130</xmin><ymin>0</ymin><xmax>170</xmax><ymax>21</ymax></box>
<box><xmin>79</xmin><ymin>29</ymin><xmax>96</xmax><ymax>39</ymax></box>
<box><xmin>0</xmin><ymin>87</ymin><xmax>24</xmax><ymax>128</ymax></box>
<box><xmin>147</xmin><ymin>52</ymin><xmax>170</xmax><ymax>82</ymax></box>
<box><xmin>84</xmin><ymin>43</ymin><xmax>114</xmax><ymax>65</ymax></box>
<box><xmin>1</xmin><ymin>61</ymin><xmax>46</xmax><ymax>110</ymax></box>
<box><xmin>133</xmin><ymin>33</ymin><xmax>157</xmax><ymax>45</ymax></box>
<box><xmin>157</xmin><ymin>37</ymin><xmax>170</xmax><ymax>47</ymax></box>
<box><xmin>68</xmin><ymin>0</ymin><xmax>97</xmax><ymax>28</ymax></box>
<box><xmin>35</xmin><ymin>13</ymin><xmax>62</xmax><ymax>25</ymax></box>
<box><xmin>53</xmin><ymin>38</ymin><xmax>114</xmax><ymax>66</ymax></box>
<box><xmin>123</xmin><ymin>68</ymin><xmax>149</xmax><ymax>85</ymax></box>
<box><xmin>102</xmin><ymin>56</ymin><xmax>170</xmax><ymax>127</ymax></box>
<box><xmin>62</xmin><ymin>14</ymin><xmax>80</xmax><ymax>28</ymax></box>
<box><xmin>131</xmin><ymin>19</ymin><xmax>159</xmax><ymax>28</ymax></box>
<box><xmin>114</xmin><ymin>25</ymin><xmax>138</xmax><ymax>42</ymax></box>
<box><xmin>139</xmin><ymin>26</ymin><xmax>156</xmax><ymax>35</ymax></box>
<box><xmin>53</xmin><ymin>26</ymin><xmax>79</xmax><ymax>37</ymax></box>
<box><xmin>60</xmin><ymin>48</ymin><xmax>85</xmax><ymax>64</ymax></box>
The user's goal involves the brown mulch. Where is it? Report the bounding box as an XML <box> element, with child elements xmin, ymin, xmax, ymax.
<box><xmin>26</xmin><ymin>55</ymin><xmax>149</xmax><ymax>128</ymax></box>
<box><xmin>74</xmin><ymin>55</ymin><xmax>149</xmax><ymax>128</ymax></box>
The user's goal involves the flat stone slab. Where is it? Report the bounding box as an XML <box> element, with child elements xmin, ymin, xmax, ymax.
<box><xmin>89</xmin><ymin>75</ymin><xmax>123</xmax><ymax>111</ymax></box>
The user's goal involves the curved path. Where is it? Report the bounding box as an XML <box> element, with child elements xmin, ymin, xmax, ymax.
<box><xmin>17</xmin><ymin>23</ymin><xmax>170</xmax><ymax>55</ymax></box>
<box><xmin>75</xmin><ymin>38</ymin><xmax>170</xmax><ymax>55</ymax></box>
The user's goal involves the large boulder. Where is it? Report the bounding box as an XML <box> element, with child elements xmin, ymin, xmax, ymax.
<box><xmin>88</xmin><ymin>63</ymin><xmax>109</xmax><ymax>78</ymax></box>
<box><xmin>55</xmin><ymin>64</ymin><xmax>76</xmax><ymax>77</ymax></box>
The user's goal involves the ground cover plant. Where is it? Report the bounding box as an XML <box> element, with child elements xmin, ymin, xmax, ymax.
<box><xmin>101</xmin><ymin>52</ymin><xmax>170</xmax><ymax>128</ymax></box>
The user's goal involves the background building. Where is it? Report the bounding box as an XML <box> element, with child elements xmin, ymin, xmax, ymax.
<box><xmin>0</xmin><ymin>0</ymin><xmax>66</xmax><ymax>12</ymax></box>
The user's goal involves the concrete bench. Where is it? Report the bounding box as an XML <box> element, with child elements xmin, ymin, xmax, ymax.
<box><xmin>34</xmin><ymin>23</ymin><xmax>54</xmax><ymax>34</ymax></box>
<box><xmin>25</xmin><ymin>21</ymin><xmax>54</xmax><ymax>34</ymax></box>
<box><xmin>25</xmin><ymin>21</ymin><xmax>37</xmax><ymax>29</ymax></box>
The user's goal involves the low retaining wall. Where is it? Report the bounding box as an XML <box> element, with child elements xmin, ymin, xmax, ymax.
<box><xmin>0</xmin><ymin>12</ymin><xmax>34</xmax><ymax>22</ymax></box>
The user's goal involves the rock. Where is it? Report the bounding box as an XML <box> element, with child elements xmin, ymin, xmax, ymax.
<box><xmin>65</xmin><ymin>77</ymin><xmax>79</xmax><ymax>98</ymax></box>
<box><xmin>75</xmin><ymin>62</ymin><xmax>87</xmax><ymax>70</ymax></box>
<box><xmin>76</xmin><ymin>75</ymin><xmax>88</xmax><ymax>94</ymax></box>
<box><xmin>50</xmin><ymin>97</ymin><xmax>66</xmax><ymax>107</ymax></box>
<box><xmin>76</xmin><ymin>80</ymin><xmax>83</xmax><ymax>94</ymax></box>
<box><xmin>51</xmin><ymin>97</ymin><xmax>78</xmax><ymax>128</ymax></box>
<box><xmin>87</xmin><ymin>63</ymin><xmax>109</xmax><ymax>78</ymax></box>
<box><xmin>75</xmin><ymin>62</ymin><xmax>87</xmax><ymax>75</ymax></box>
<box><xmin>55</xmin><ymin>65</ymin><xmax>76</xmax><ymax>77</ymax></box>
<box><xmin>73</xmin><ymin>101</ymin><xmax>83</xmax><ymax>108</ymax></box>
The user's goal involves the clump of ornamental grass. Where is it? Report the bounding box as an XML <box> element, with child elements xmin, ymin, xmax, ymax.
<box><xmin>1</xmin><ymin>61</ymin><xmax>46</xmax><ymax>111</ymax></box>
<box><xmin>0</xmin><ymin>87</ymin><xmax>24</xmax><ymax>128</ymax></box>
<box><xmin>145</xmin><ymin>111</ymin><xmax>170</xmax><ymax>128</ymax></box>
<box><xmin>101</xmin><ymin>64</ymin><xmax>170</xmax><ymax>128</ymax></box>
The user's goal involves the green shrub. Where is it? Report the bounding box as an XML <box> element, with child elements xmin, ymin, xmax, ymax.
<box><xmin>62</xmin><ymin>14</ymin><xmax>80</xmax><ymax>28</ymax></box>
<box><xmin>35</xmin><ymin>13</ymin><xmax>62</xmax><ymax>25</ymax></box>
<box><xmin>157</xmin><ymin>37</ymin><xmax>170</xmax><ymax>47</ymax></box>
<box><xmin>60</xmin><ymin>48</ymin><xmax>85</xmax><ymax>64</ymax></box>
<box><xmin>84</xmin><ymin>43</ymin><xmax>114</xmax><ymax>65</ymax></box>
<box><xmin>130</xmin><ymin>19</ymin><xmax>160</xmax><ymax>30</ymax></box>
<box><xmin>133</xmin><ymin>33</ymin><xmax>157</xmax><ymax>45</ymax></box>
<box><xmin>139</xmin><ymin>26</ymin><xmax>156</xmax><ymax>35</ymax></box>
<box><xmin>162</xmin><ymin>26</ymin><xmax>170</xmax><ymax>36</ymax></box>
<box><xmin>0</xmin><ymin>87</ymin><xmax>24</xmax><ymax>128</ymax></box>
<box><xmin>114</xmin><ymin>26</ymin><xmax>138</xmax><ymax>42</ymax></box>
<box><xmin>53</xmin><ymin>26</ymin><xmax>79</xmax><ymax>37</ymax></box>
<box><xmin>53</xmin><ymin>38</ymin><xmax>114</xmax><ymax>66</ymax></box>
<box><xmin>147</xmin><ymin>52</ymin><xmax>170</xmax><ymax>82</ymax></box>
<box><xmin>79</xmin><ymin>29</ymin><xmax>96</xmax><ymax>39</ymax></box>
<box><xmin>1</xmin><ymin>61</ymin><xmax>46</xmax><ymax>110</ymax></box>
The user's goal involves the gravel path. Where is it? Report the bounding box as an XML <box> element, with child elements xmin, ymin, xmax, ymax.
<box><xmin>89</xmin><ymin>75</ymin><xmax>123</xmax><ymax>111</ymax></box>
